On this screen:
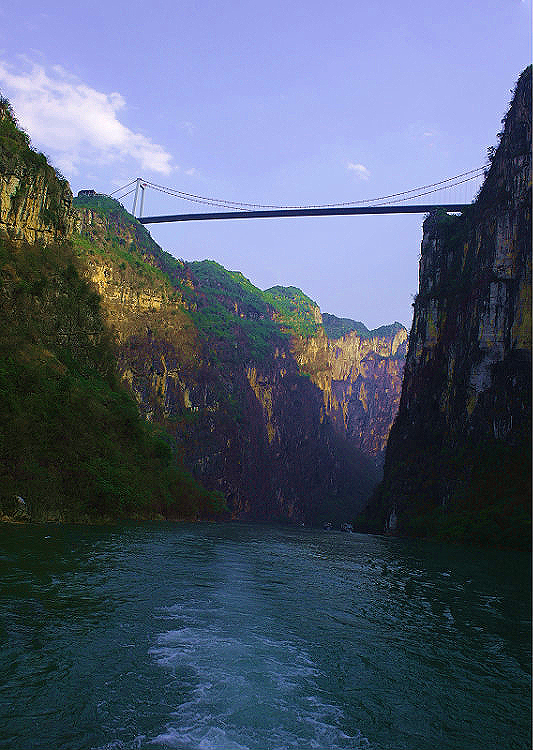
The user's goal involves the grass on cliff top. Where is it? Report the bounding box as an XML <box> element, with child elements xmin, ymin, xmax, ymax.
<box><xmin>72</xmin><ymin>193</ymin><xmax>186</xmax><ymax>292</ymax></box>
<box><xmin>263</xmin><ymin>286</ymin><xmax>320</xmax><ymax>337</ymax></box>
<box><xmin>71</xmin><ymin>232</ymin><xmax>172</xmax><ymax>293</ymax></box>
<box><xmin>0</xmin><ymin>97</ymin><xmax>63</xmax><ymax>181</ymax></box>
<box><xmin>184</xmin><ymin>260</ymin><xmax>286</xmax><ymax>363</ymax></box>
<box><xmin>73</xmin><ymin>193</ymin><xmax>151</xmax><ymax>237</ymax></box>
<box><xmin>73</xmin><ymin>193</ymin><xmax>187</xmax><ymax>280</ymax></box>
<box><xmin>70</xmin><ymin>199</ymin><xmax>290</xmax><ymax>364</ymax></box>
<box><xmin>0</xmin><ymin>236</ymin><xmax>225</xmax><ymax>521</ymax></box>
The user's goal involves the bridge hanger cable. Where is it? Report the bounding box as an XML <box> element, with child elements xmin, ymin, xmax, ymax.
<box><xmin>109</xmin><ymin>179</ymin><xmax>138</xmax><ymax>196</ymax></box>
<box><xmin>115</xmin><ymin>187</ymin><xmax>137</xmax><ymax>200</ymax></box>
<box><xmin>140</xmin><ymin>183</ymin><xmax>246</xmax><ymax>210</ymax></box>
<box><xmin>371</xmin><ymin>173</ymin><xmax>487</xmax><ymax>205</ymax></box>
<box><xmin>138</xmin><ymin>166</ymin><xmax>487</xmax><ymax>211</ymax></box>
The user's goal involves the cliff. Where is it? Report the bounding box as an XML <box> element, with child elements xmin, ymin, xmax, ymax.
<box><xmin>0</xmin><ymin>108</ymin><xmax>223</xmax><ymax>522</ymax></box>
<box><xmin>0</xmin><ymin>98</ymin><xmax>73</xmax><ymax>243</ymax></box>
<box><xmin>292</xmin><ymin>313</ymin><xmax>407</xmax><ymax>463</ymax></box>
<box><xmin>72</xmin><ymin>197</ymin><xmax>407</xmax><ymax>523</ymax></box>
<box><xmin>359</xmin><ymin>66</ymin><xmax>532</xmax><ymax>548</ymax></box>
<box><xmin>0</xmin><ymin>93</ymin><xmax>406</xmax><ymax>526</ymax></box>
<box><xmin>263</xmin><ymin>289</ymin><xmax>408</xmax><ymax>463</ymax></box>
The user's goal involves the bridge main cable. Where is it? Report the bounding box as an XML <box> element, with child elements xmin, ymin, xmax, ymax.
<box><xmin>139</xmin><ymin>204</ymin><xmax>469</xmax><ymax>224</ymax></box>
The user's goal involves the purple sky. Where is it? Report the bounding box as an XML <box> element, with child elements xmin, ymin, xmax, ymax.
<box><xmin>0</xmin><ymin>0</ymin><xmax>530</xmax><ymax>327</ymax></box>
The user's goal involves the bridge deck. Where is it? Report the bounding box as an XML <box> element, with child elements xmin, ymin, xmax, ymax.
<box><xmin>139</xmin><ymin>204</ymin><xmax>469</xmax><ymax>224</ymax></box>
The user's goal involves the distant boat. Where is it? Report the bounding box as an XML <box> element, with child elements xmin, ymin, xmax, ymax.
<box><xmin>340</xmin><ymin>523</ymin><xmax>353</xmax><ymax>532</ymax></box>
<box><xmin>323</xmin><ymin>522</ymin><xmax>332</xmax><ymax>530</ymax></box>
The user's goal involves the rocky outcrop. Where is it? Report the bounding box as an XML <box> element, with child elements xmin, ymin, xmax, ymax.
<box><xmin>293</xmin><ymin>322</ymin><xmax>407</xmax><ymax>463</ymax></box>
<box><xmin>359</xmin><ymin>66</ymin><xmax>532</xmax><ymax>547</ymax></box>
<box><xmin>0</xmin><ymin>99</ymin><xmax>73</xmax><ymax>243</ymax></box>
<box><xmin>263</xmin><ymin>288</ymin><xmax>408</xmax><ymax>464</ymax></box>
<box><xmin>72</xmin><ymin>200</ymin><xmax>386</xmax><ymax>524</ymax></box>
<box><xmin>72</xmin><ymin>199</ymin><xmax>202</xmax><ymax>419</ymax></box>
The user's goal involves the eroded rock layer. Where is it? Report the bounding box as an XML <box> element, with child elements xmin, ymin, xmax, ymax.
<box><xmin>0</xmin><ymin>99</ymin><xmax>72</xmax><ymax>244</ymax></box>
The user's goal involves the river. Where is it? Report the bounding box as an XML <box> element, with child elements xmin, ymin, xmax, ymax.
<box><xmin>0</xmin><ymin>522</ymin><xmax>530</xmax><ymax>749</ymax></box>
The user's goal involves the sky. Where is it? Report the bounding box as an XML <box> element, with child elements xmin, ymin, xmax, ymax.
<box><xmin>0</xmin><ymin>0</ymin><xmax>530</xmax><ymax>328</ymax></box>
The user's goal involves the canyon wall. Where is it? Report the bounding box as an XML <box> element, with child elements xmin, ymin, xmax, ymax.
<box><xmin>359</xmin><ymin>66</ymin><xmax>532</xmax><ymax>547</ymax></box>
<box><xmin>72</xmin><ymin>197</ymin><xmax>406</xmax><ymax>523</ymax></box>
<box><xmin>0</xmin><ymin>93</ymin><xmax>407</xmax><ymax>525</ymax></box>
<box><xmin>0</xmin><ymin>99</ymin><xmax>72</xmax><ymax>244</ymax></box>
<box><xmin>294</xmin><ymin>320</ymin><xmax>407</xmax><ymax>463</ymax></box>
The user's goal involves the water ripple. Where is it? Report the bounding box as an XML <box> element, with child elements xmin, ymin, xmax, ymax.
<box><xmin>0</xmin><ymin>522</ymin><xmax>530</xmax><ymax>750</ymax></box>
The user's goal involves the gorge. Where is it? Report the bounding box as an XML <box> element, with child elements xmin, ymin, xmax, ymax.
<box><xmin>0</xmin><ymin>61</ymin><xmax>531</xmax><ymax>750</ymax></box>
<box><xmin>0</xmin><ymin>65</ymin><xmax>530</xmax><ymax>547</ymax></box>
<box><xmin>0</xmin><ymin>95</ymin><xmax>406</xmax><ymax>526</ymax></box>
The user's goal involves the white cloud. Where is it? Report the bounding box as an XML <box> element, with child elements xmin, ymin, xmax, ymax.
<box><xmin>347</xmin><ymin>162</ymin><xmax>370</xmax><ymax>180</ymax></box>
<box><xmin>0</xmin><ymin>60</ymin><xmax>173</xmax><ymax>177</ymax></box>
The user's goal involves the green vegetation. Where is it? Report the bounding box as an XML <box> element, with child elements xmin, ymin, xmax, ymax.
<box><xmin>71</xmin><ymin>231</ymin><xmax>171</xmax><ymax>291</ymax></box>
<box><xmin>72</xmin><ymin>194</ymin><xmax>176</xmax><ymax>289</ymax></box>
<box><xmin>72</xmin><ymin>197</ymin><xmax>324</xmax><ymax>355</ymax></box>
<box><xmin>0</xmin><ymin>98</ymin><xmax>52</xmax><ymax>176</ymax></box>
<box><xmin>0</xmin><ymin>237</ymin><xmax>225</xmax><ymax>521</ymax></box>
<box><xmin>73</xmin><ymin>193</ymin><xmax>185</xmax><ymax>279</ymax></box>
<box><xmin>321</xmin><ymin>313</ymin><xmax>367</xmax><ymax>339</ymax></box>
<box><xmin>370</xmin><ymin>322</ymin><xmax>406</xmax><ymax>339</ymax></box>
<box><xmin>183</xmin><ymin>261</ymin><xmax>286</xmax><ymax>363</ymax></box>
<box><xmin>263</xmin><ymin>285</ymin><xmax>320</xmax><ymax>337</ymax></box>
<box><xmin>74</xmin><ymin>193</ymin><xmax>152</xmax><ymax>237</ymax></box>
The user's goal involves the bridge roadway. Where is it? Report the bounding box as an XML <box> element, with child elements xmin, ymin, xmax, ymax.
<box><xmin>138</xmin><ymin>204</ymin><xmax>469</xmax><ymax>224</ymax></box>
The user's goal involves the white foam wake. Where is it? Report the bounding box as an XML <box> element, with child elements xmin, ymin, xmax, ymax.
<box><xmin>148</xmin><ymin>611</ymin><xmax>369</xmax><ymax>750</ymax></box>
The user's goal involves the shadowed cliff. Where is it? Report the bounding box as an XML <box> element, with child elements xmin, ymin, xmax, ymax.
<box><xmin>0</xmin><ymin>101</ymin><xmax>225</xmax><ymax>522</ymax></box>
<box><xmin>358</xmin><ymin>66</ymin><xmax>532</xmax><ymax>548</ymax></box>
<box><xmin>72</xmin><ymin>196</ymin><xmax>406</xmax><ymax>523</ymax></box>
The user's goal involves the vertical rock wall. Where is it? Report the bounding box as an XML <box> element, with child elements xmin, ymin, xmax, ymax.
<box><xmin>0</xmin><ymin>100</ymin><xmax>73</xmax><ymax>243</ymax></box>
<box><xmin>360</xmin><ymin>66</ymin><xmax>531</xmax><ymax>546</ymax></box>
<box><xmin>293</xmin><ymin>325</ymin><xmax>407</xmax><ymax>463</ymax></box>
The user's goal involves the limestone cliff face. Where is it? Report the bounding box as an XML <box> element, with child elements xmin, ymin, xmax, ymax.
<box><xmin>72</xmin><ymin>201</ymin><xmax>201</xmax><ymax>423</ymax></box>
<box><xmin>293</xmin><ymin>324</ymin><xmax>407</xmax><ymax>462</ymax></box>
<box><xmin>0</xmin><ymin>100</ymin><xmax>73</xmax><ymax>244</ymax></box>
<box><xmin>0</xmin><ymin>97</ymin><xmax>386</xmax><ymax>525</ymax></box>
<box><xmin>72</xmin><ymin>199</ymin><xmax>382</xmax><ymax>523</ymax></box>
<box><xmin>0</xmin><ymin>169</ymin><xmax>73</xmax><ymax>244</ymax></box>
<box><xmin>360</xmin><ymin>66</ymin><xmax>531</xmax><ymax>547</ymax></box>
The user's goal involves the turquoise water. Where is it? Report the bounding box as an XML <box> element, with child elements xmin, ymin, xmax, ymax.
<box><xmin>0</xmin><ymin>522</ymin><xmax>530</xmax><ymax>749</ymax></box>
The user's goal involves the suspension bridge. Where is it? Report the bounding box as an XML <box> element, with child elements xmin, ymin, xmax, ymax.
<box><xmin>108</xmin><ymin>166</ymin><xmax>487</xmax><ymax>224</ymax></box>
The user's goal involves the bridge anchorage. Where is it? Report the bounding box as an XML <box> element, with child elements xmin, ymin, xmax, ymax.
<box><xmin>109</xmin><ymin>167</ymin><xmax>487</xmax><ymax>224</ymax></box>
